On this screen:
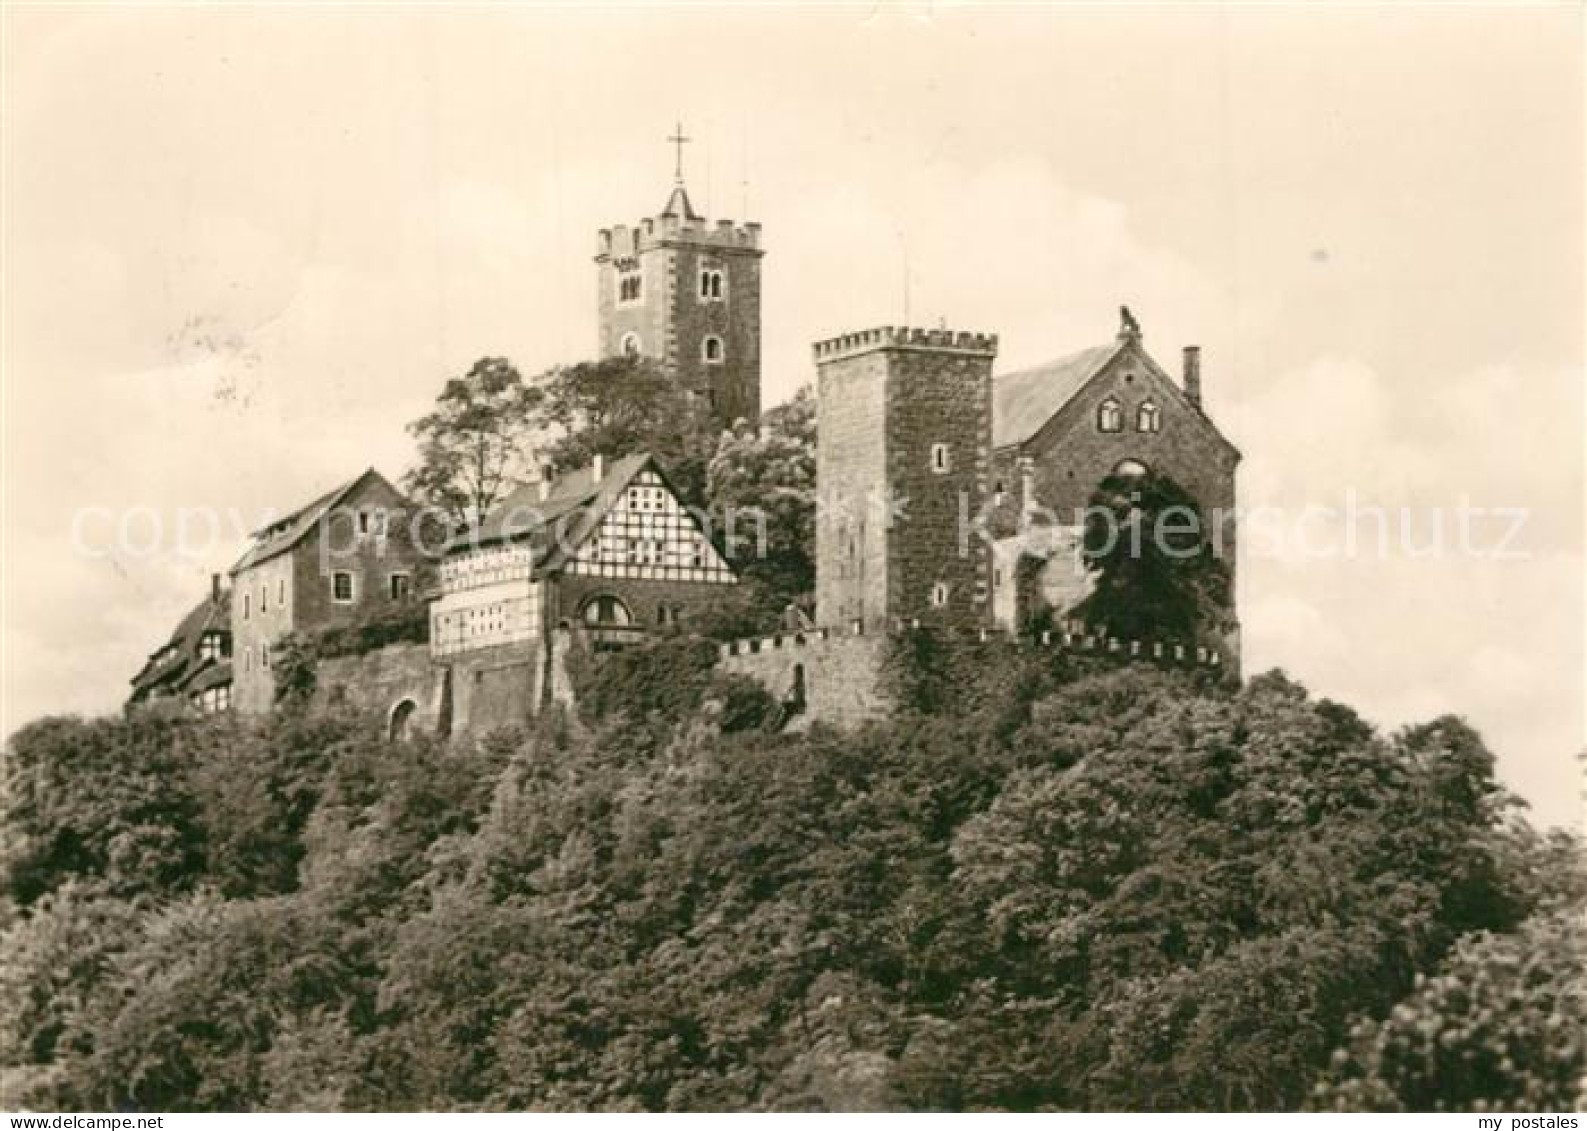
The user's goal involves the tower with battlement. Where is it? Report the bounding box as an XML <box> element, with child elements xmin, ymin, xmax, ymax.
<box><xmin>814</xmin><ymin>327</ymin><xmax>998</xmax><ymax>632</ymax></box>
<box><xmin>595</xmin><ymin>178</ymin><xmax>764</xmax><ymax>428</ymax></box>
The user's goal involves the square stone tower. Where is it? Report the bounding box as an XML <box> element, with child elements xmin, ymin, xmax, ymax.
<box><xmin>813</xmin><ymin>327</ymin><xmax>998</xmax><ymax>632</ymax></box>
<box><xmin>595</xmin><ymin>183</ymin><xmax>764</xmax><ymax>428</ymax></box>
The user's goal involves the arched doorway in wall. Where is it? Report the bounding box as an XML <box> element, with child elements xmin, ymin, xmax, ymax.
<box><xmin>388</xmin><ymin>698</ymin><xmax>418</xmax><ymax>742</ymax></box>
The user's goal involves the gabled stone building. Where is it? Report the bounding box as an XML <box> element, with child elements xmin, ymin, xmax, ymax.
<box><xmin>229</xmin><ymin>467</ymin><xmax>430</xmax><ymax>714</ymax></box>
<box><xmin>986</xmin><ymin>312</ymin><xmax>1241</xmax><ymax>642</ymax></box>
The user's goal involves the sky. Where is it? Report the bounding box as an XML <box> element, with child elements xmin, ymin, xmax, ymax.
<box><xmin>3</xmin><ymin>4</ymin><xmax>1582</xmax><ymax>829</ymax></box>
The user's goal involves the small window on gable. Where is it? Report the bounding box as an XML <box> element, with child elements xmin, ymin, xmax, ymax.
<box><xmin>1098</xmin><ymin>397</ymin><xmax>1123</xmax><ymax>433</ymax></box>
<box><xmin>1137</xmin><ymin>400</ymin><xmax>1161</xmax><ymax>433</ymax></box>
<box><xmin>930</xmin><ymin>582</ymin><xmax>949</xmax><ymax>608</ymax></box>
<box><xmin>620</xmin><ymin>332</ymin><xmax>642</xmax><ymax>358</ymax></box>
<box><xmin>702</xmin><ymin>336</ymin><xmax>724</xmax><ymax>363</ymax></box>
<box><xmin>931</xmin><ymin>443</ymin><xmax>951</xmax><ymax>474</ymax></box>
<box><xmin>332</xmin><ymin>571</ymin><xmax>355</xmax><ymax>603</ymax></box>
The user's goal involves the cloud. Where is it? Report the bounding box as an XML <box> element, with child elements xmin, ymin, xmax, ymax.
<box><xmin>1235</xmin><ymin>353</ymin><xmax>1583</xmax><ymax>829</ymax></box>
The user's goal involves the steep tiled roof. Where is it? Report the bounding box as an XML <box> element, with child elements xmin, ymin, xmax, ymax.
<box><xmin>992</xmin><ymin>342</ymin><xmax>1122</xmax><ymax>449</ymax></box>
<box><xmin>231</xmin><ymin>467</ymin><xmax>386</xmax><ymax>574</ymax></box>
<box><xmin>129</xmin><ymin>589</ymin><xmax>231</xmax><ymax>701</ymax></box>
<box><xmin>185</xmin><ymin>659</ymin><xmax>233</xmax><ymax>694</ymax></box>
<box><xmin>463</xmin><ymin>452</ymin><xmax>654</xmax><ymax>569</ymax></box>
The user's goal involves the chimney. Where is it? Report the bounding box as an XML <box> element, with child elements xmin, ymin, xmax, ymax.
<box><xmin>592</xmin><ymin>453</ymin><xmax>604</xmax><ymax>483</ymax></box>
<box><xmin>211</xmin><ymin>573</ymin><xmax>222</xmax><ymax>604</ymax></box>
<box><xmin>1182</xmin><ymin>346</ymin><xmax>1202</xmax><ymax>410</ymax></box>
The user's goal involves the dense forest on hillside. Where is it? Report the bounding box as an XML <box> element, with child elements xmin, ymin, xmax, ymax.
<box><xmin>4</xmin><ymin>636</ymin><xmax>1584</xmax><ymax>1111</ymax></box>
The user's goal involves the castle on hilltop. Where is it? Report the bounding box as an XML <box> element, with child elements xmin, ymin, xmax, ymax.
<box><xmin>130</xmin><ymin>140</ymin><xmax>1240</xmax><ymax>736</ymax></box>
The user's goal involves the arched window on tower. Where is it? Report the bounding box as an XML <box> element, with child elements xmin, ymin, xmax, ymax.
<box><xmin>699</xmin><ymin>268</ymin><xmax>724</xmax><ymax>300</ymax></box>
<box><xmin>1097</xmin><ymin>397</ymin><xmax>1123</xmax><ymax>433</ymax></box>
<box><xmin>702</xmin><ymin>336</ymin><xmax>724</xmax><ymax>363</ymax></box>
<box><xmin>618</xmin><ymin>271</ymin><xmax>642</xmax><ymax>303</ymax></box>
<box><xmin>1136</xmin><ymin>400</ymin><xmax>1161</xmax><ymax>433</ymax></box>
<box><xmin>620</xmin><ymin>332</ymin><xmax>642</xmax><ymax>358</ymax></box>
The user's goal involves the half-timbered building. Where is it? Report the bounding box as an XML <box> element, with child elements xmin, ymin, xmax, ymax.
<box><xmin>428</xmin><ymin>452</ymin><xmax>739</xmax><ymax>730</ymax></box>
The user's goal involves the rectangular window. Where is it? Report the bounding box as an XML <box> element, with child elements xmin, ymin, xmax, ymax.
<box><xmin>242</xmin><ymin>593</ymin><xmax>251</xmax><ymax>620</ymax></box>
<box><xmin>262</xmin><ymin>645</ymin><xmax>270</xmax><ymax>669</ymax></box>
<box><xmin>389</xmin><ymin>572</ymin><xmax>411</xmax><ymax>600</ymax></box>
<box><xmin>332</xmin><ymin>571</ymin><xmax>355</xmax><ymax>602</ymax></box>
<box><xmin>260</xmin><ymin>584</ymin><xmax>268</xmax><ymax>613</ymax></box>
<box><xmin>278</xmin><ymin>578</ymin><xmax>286</xmax><ymax>605</ymax></box>
<box><xmin>931</xmin><ymin>443</ymin><xmax>951</xmax><ymax>473</ymax></box>
<box><xmin>358</xmin><ymin>511</ymin><xmax>371</xmax><ymax>535</ymax></box>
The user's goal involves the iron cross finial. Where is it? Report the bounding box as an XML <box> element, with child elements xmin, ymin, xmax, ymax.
<box><xmin>667</xmin><ymin>119</ymin><xmax>692</xmax><ymax>183</ymax></box>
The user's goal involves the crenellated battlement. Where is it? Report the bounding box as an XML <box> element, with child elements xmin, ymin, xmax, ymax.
<box><xmin>812</xmin><ymin>326</ymin><xmax>1000</xmax><ymax>363</ymax></box>
<box><xmin>718</xmin><ymin>619</ymin><xmax>1223</xmax><ymax>669</ymax></box>
<box><xmin>596</xmin><ymin>214</ymin><xmax>763</xmax><ymax>259</ymax></box>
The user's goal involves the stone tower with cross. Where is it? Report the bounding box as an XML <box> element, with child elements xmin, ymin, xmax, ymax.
<box><xmin>594</xmin><ymin>124</ymin><xmax>765</xmax><ymax>427</ymax></box>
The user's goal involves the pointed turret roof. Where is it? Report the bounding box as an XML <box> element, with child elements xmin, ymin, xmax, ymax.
<box><xmin>661</xmin><ymin>182</ymin><xmax>701</xmax><ymax>221</ymax></box>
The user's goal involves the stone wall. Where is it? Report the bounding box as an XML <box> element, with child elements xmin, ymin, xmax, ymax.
<box><xmin>717</xmin><ymin>629</ymin><xmax>892</xmax><ymax>730</ymax></box>
<box><xmin>315</xmin><ymin>641</ymin><xmax>448</xmax><ymax>736</ymax></box>
<box><xmin>445</xmin><ymin>642</ymin><xmax>541</xmax><ymax>736</ymax></box>
<box><xmin>666</xmin><ymin>238</ymin><xmax>763</xmax><ymax>426</ymax></box>
<box><xmin>879</xmin><ymin>336</ymin><xmax>996</xmax><ymax>632</ymax></box>
<box><xmin>231</xmin><ymin>553</ymin><xmax>295</xmax><ymax>714</ymax></box>
<box><xmin>815</xmin><ymin>346</ymin><xmax>890</xmax><ymax>628</ymax></box>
